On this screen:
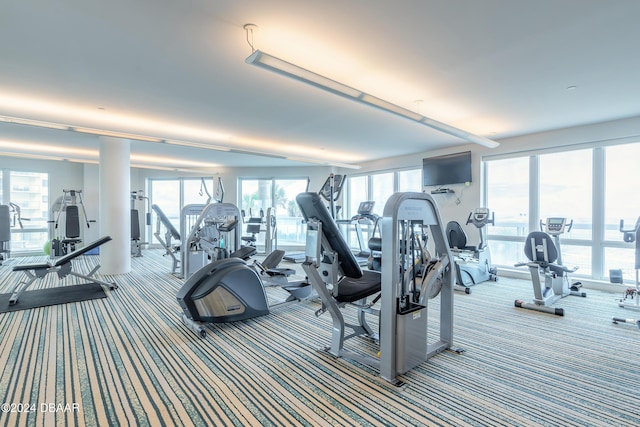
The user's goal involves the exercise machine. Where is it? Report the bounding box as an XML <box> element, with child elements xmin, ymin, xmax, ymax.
<box><xmin>251</xmin><ymin>249</ymin><xmax>297</xmax><ymax>286</ymax></box>
<box><xmin>337</xmin><ymin>201</ymin><xmax>379</xmax><ymax>265</ymax></box>
<box><xmin>131</xmin><ymin>190</ymin><xmax>151</xmax><ymax>257</ymax></box>
<box><xmin>611</xmin><ymin>217</ymin><xmax>640</xmax><ymax>318</ymax></box>
<box><xmin>241</xmin><ymin>207</ymin><xmax>278</xmax><ymax>255</ymax></box>
<box><xmin>7</xmin><ymin>236</ymin><xmax>117</xmax><ymax>305</ymax></box>
<box><xmin>514</xmin><ymin>217</ymin><xmax>586</xmax><ymax>316</ymax></box>
<box><xmin>612</xmin><ymin>317</ymin><xmax>640</xmax><ymax>329</ymax></box>
<box><xmin>151</xmin><ymin>204</ymin><xmax>181</xmax><ymax>275</ymax></box>
<box><xmin>0</xmin><ymin>205</ymin><xmax>10</xmax><ymax>264</ymax></box>
<box><xmin>176</xmin><ymin>250</ymin><xmax>312</xmax><ymax>338</ymax></box>
<box><xmin>297</xmin><ymin>191</ymin><xmax>457</xmax><ymax>385</ymax></box>
<box><xmin>49</xmin><ymin>189</ymin><xmax>95</xmax><ymax>256</ymax></box>
<box><xmin>445</xmin><ymin>208</ymin><xmax>498</xmax><ymax>293</ymax></box>
<box><xmin>180</xmin><ymin>202</ymin><xmax>256</xmax><ymax>280</ymax></box>
<box><xmin>0</xmin><ymin>203</ymin><xmax>30</xmax><ymax>264</ymax></box>
<box><xmin>283</xmin><ymin>174</ymin><xmax>345</xmax><ymax>263</ymax></box>
<box><xmin>319</xmin><ymin>173</ymin><xmax>345</xmax><ymax>220</ymax></box>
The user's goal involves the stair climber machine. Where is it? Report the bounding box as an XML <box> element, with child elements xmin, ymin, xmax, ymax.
<box><xmin>445</xmin><ymin>208</ymin><xmax>498</xmax><ymax>293</ymax></box>
<box><xmin>611</xmin><ymin>217</ymin><xmax>640</xmax><ymax>329</ymax></box>
<box><xmin>514</xmin><ymin>217</ymin><xmax>586</xmax><ymax>316</ymax></box>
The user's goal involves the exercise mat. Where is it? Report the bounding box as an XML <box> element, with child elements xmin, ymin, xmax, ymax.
<box><xmin>0</xmin><ymin>282</ymin><xmax>106</xmax><ymax>313</ymax></box>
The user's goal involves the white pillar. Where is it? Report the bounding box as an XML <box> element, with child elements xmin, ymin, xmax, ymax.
<box><xmin>99</xmin><ymin>136</ymin><xmax>131</xmax><ymax>274</ymax></box>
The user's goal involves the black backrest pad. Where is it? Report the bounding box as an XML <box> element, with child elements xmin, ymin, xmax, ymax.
<box><xmin>445</xmin><ymin>221</ymin><xmax>467</xmax><ymax>249</ymax></box>
<box><xmin>65</xmin><ymin>205</ymin><xmax>81</xmax><ymax>238</ymax></box>
<box><xmin>131</xmin><ymin>209</ymin><xmax>140</xmax><ymax>240</ymax></box>
<box><xmin>296</xmin><ymin>192</ymin><xmax>362</xmax><ymax>279</ymax></box>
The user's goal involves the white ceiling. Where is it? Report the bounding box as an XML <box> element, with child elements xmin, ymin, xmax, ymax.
<box><xmin>1</xmin><ymin>0</ymin><xmax>639</xmax><ymax>170</ymax></box>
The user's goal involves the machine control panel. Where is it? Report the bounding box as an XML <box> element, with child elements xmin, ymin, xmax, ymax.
<box><xmin>544</xmin><ymin>217</ymin><xmax>570</xmax><ymax>235</ymax></box>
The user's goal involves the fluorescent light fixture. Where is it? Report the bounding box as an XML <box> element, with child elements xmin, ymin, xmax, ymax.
<box><xmin>246</xmin><ymin>49</ymin><xmax>500</xmax><ymax>148</ymax></box>
<box><xmin>285</xmin><ymin>156</ymin><xmax>362</xmax><ymax>169</ymax></box>
<box><xmin>73</xmin><ymin>127</ymin><xmax>163</xmax><ymax>142</ymax></box>
<box><xmin>246</xmin><ymin>50</ymin><xmax>362</xmax><ymax>98</ymax></box>
<box><xmin>165</xmin><ymin>139</ymin><xmax>231</xmax><ymax>152</ymax></box>
<box><xmin>360</xmin><ymin>94</ymin><xmax>424</xmax><ymax>122</ymax></box>
<box><xmin>0</xmin><ymin>115</ymin><xmax>70</xmax><ymax>130</ymax></box>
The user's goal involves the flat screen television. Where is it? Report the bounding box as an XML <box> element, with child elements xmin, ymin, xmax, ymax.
<box><xmin>422</xmin><ymin>151</ymin><xmax>472</xmax><ymax>187</ymax></box>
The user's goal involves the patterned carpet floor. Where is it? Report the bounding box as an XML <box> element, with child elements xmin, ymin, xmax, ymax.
<box><xmin>0</xmin><ymin>249</ymin><xmax>639</xmax><ymax>426</ymax></box>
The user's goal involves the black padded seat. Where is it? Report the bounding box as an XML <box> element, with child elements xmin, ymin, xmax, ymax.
<box><xmin>334</xmin><ymin>269</ymin><xmax>382</xmax><ymax>303</ymax></box>
<box><xmin>13</xmin><ymin>263</ymin><xmax>50</xmax><ymax>271</ymax></box>
<box><xmin>445</xmin><ymin>221</ymin><xmax>476</xmax><ymax>252</ymax></box>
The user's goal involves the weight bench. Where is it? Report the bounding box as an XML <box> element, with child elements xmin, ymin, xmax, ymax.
<box><xmin>8</xmin><ymin>236</ymin><xmax>117</xmax><ymax>305</ymax></box>
<box><xmin>296</xmin><ymin>192</ymin><xmax>382</xmax><ymax>362</ymax></box>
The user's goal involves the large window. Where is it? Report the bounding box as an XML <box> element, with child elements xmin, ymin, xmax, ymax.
<box><xmin>485</xmin><ymin>157</ymin><xmax>529</xmax><ymax>266</ymax></box>
<box><xmin>149</xmin><ymin>178</ymin><xmax>216</xmax><ymax>246</ymax></box>
<box><xmin>370</xmin><ymin>172</ymin><xmax>394</xmax><ymax>217</ymax></box>
<box><xmin>484</xmin><ymin>141</ymin><xmax>640</xmax><ymax>281</ymax></box>
<box><xmin>539</xmin><ymin>149</ymin><xmax>592</xmax><ymax>239</ymax></box>
<box><xmin>486</xmin><ymin>157</ymin><xmax>529</xmax><ymax>237</ymax></box>
<box><xmin>398</xmin><ymin>169</ymin><xmax>422</xmax><ymax>192</ymax></box>
<box><xmin>347</xmin><ymin>169</ymin><xmax>421</xmax><ymax>217</ymax></box>
<box><xmin>345</xmin><ymin>168</ymin><xmax>420</xmax><ymax>251</ymax></box>
<box><xmin>0</xmin><ymin>170</ymin><xmax>49</xmax><ymax>254</ymax></box>
<box><xmin>603</xmin><ymin>143</ymin><xmax>640</xmax><ymax>280</ymax></box>
<box><xmin>239</xmin><ymin>177</ymin><xmax>309</xmax><ymax>248</ymax></box>
<box><xmin>604</xmin><ymin>144</ymin><xmax>640</xmax><ymax>241</ymax></box>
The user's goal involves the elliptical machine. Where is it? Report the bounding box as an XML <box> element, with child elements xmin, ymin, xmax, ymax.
<box><xmin>176</xmin><ymin>255</ymin><xmax>312</xmax><ymax>338</ymax></box>
<box><xmin>515</xmin><ymin>217</ymin><xmax>586</xmax><ymax>316</ymax></box>
<box><xmin>445</xmin><ymin>208</ymin><xmax>498</xmax><ymax>293</ymax></box>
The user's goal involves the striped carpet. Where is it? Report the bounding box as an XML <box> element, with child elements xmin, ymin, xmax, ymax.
<box><xmin>0</xmin><ymin>249</ymin><xmax>639</xmax><ymax>426</ymax></box>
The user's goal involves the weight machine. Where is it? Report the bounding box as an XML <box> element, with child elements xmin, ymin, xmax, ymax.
<box><xmin>180</xmin><ymin>202</ymin><xmax>256</xmax><ymax>280</ymax></box>
<box><xmin>131</xmin><ymin>190</ymin><xmax>151</xmax><ymax>257</ymax></box>
<box><xmin>241</xmin><ymin>207</ymin><xmax>278</xmax><ymax>255</ymax></box>
<box><xmin>0</xmin><ymin>205</ymin><xmax>10</xmax><ymax>264</ymax></box>
<box><xmin>49</xmin><ymin>189</ymin><xmax>95</xmax><ymax>256</ymax></box>
<box><xmin>297</xmin><ymin>191</ymin><xmax>458</xmax><ymax>385</ymax></box>
<box><xmin>0</xmin><ymin>203</ymin><xmax>29</xmax><ymax>264</ymax></box>
<box><xmin>514</xmin><ymin>218</ymin><xmax>586</xmax><ymax>316</ymax></box>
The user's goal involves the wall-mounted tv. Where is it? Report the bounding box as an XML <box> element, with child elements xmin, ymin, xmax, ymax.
<box><xmin>422</xmin><ymin>151</ymin><xmax>472</xmax><ymax>187</ymax></box>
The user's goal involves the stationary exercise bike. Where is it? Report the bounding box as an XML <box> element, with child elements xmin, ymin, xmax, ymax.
<box><xmin>445</xmin><ymin>208</ymin><xmax>498</xmax><ymax>293</ymax></box>
<box><xmin>515</xmin><ymin>217</ymin><xmax>586</xmax><ymax>316</ymax></box>
<box><xmin>611</xmin><ymin>217</ymin><xmax>640</xmax><ymax>329</ymax></box>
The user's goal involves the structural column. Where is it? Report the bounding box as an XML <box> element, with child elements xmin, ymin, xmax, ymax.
<box><xmin>99</xmin><ymin>136</ymin><xmax>131</xmax><ymax>274</ymax></box>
